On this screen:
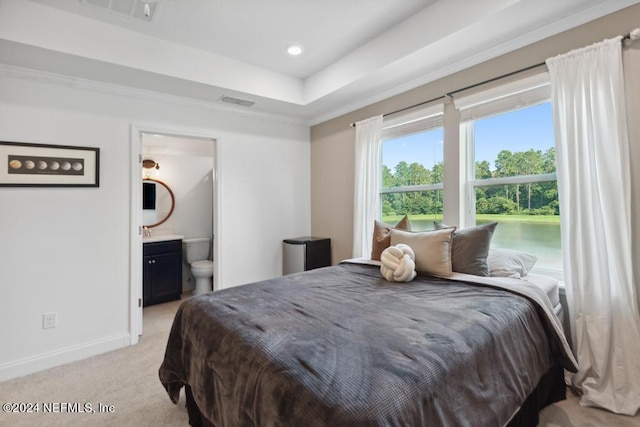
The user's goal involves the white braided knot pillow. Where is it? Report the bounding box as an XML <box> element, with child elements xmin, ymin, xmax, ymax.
<box><xmin>380</xmin><ymin>244</ymin><xmax>417</xmax><ymax>282</ymax></box>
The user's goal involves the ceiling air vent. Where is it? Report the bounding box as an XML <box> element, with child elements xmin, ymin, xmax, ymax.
<box><xmin>81</xmin><ymin>0</ymin><xmax>159</xmax><ymax>23</ymax></box>
<box><xmin>220</xmin><ymin>96</ymin><xmax>255</xmax><ymax>107</ymax></box>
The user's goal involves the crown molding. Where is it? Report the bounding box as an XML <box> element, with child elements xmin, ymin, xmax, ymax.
<box><xmin>308</xmin><ymin>0</ymin><xmax>639</xmax><ymax>126</ymax></box>
<box><xmin>0</xmin><ymin>63</ymin><xmax>309</xmax><ymax>127</ymax></box>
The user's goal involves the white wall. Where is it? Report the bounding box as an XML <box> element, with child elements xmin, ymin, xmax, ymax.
<box><xmin>143</xmin><ymin>149</ymin><xmax>215</xmax><ymax>240</ymax></box>
<box><xmin>0</xmin><ymin>71</ymin><xmax>310</xmax><ymax>381</ymax></box>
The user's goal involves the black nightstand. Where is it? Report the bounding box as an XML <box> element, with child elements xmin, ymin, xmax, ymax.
<box><xmin>283</xmin><ymin>237</ymin><xmax>331</xmax><ymax>275</ymax></box>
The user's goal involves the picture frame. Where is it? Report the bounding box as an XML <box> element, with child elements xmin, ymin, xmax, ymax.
<box><xmin>0</xmin><ymin>141</ymin><xmax>100</xmax><ymax>187</ymax></box>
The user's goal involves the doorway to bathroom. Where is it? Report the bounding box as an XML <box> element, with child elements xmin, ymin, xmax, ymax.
<box><xmin>130</xmin><ymin>125</ymin><xmax>218</xmax><ymax>343</ymax></box>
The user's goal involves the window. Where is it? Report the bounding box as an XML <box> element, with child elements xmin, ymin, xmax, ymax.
<box><xmin>457</xmin><ymin>74</ymin><xmax>561</xmax><ymax>275</ymax></box>
<box><xmin>376</xmin><ymin>72</ymin><xmax>562</xmax><ymax>276</ymax></box>
<box><xmin>466</xmin><ymin>102</ymin><xmax>561</xmax><ymax>274</ymax></box>
<box><xmin>380</xmin><ymin>106</ymin><xmax>444</xmax><ymax>230</ymax></box>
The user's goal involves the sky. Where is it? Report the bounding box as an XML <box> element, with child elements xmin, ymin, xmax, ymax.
<box><xmin>382</xmin><ymin>102</ymin><xmax>555</xmax><ymax>171</ymax></box>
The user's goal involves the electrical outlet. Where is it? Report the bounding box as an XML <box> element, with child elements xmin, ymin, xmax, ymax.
<box><xmin>43</xmin><ymin>312</ymin><xmax>57</xmax><ymax>329</ymax></box>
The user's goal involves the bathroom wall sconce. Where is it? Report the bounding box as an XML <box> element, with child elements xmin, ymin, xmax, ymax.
<box><xmin>142</xmin><ymin>159</ymin><xmax>160</xmax><ymax>177</ymax></box>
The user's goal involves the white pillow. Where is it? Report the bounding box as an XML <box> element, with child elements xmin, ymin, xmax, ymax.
<box><xmin>390</xmin><ymin>227</ymin><xmax>455</xmax><ymax>277</ymax></box>
<box><xmin>380</xmin><ymin>244</ymin><xmax>417</xmax><ymax>282</ymax></box>
<box><xmin>488</xmin><ymin>248</ymin><xmax>538</xmax><ymax>278</ymax></box>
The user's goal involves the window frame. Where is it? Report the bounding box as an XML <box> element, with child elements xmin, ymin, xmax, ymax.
<box><xmin>375</xmin><ymin>72</ymin><xmax>563</xmax><ymax>278</ymax></box>
<box><xmin>379</xmin><ymin>104</ymin><xmax>445</xmax><ymax>228</ymax></box>
<box><xmin>460</xmin><ymin>97</ymin><xmax>562</xmax><ymax>278</ymax></box>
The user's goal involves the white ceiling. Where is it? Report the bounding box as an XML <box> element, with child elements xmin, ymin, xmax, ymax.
<box><xmin>0</xmin><ymin>0</ymin><xmax>638</xmax><ymax>125</ymax></box>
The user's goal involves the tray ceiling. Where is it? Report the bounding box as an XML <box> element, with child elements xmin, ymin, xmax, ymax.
<box><xmin>1</xmin><ymin>0</ymin><xmax>638</xmax><ymax>124</ymax></box>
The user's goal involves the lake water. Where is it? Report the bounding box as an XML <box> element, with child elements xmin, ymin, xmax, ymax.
<box><xmin>409</xmin><ymin>218</ymin><xmax>563</xmax><ymax>272</ymax></box>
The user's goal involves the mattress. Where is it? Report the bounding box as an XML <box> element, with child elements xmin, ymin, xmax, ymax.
<box><xmin>160</xmin><ymin>262</ymin><xmax>577</xmax><ymax>427</ymax></box>
<box><xmin>524</xmin><ymin>273</ymin><xmax>560</xmax><ymax>308</ymax></box>
<box><xmin>452</xmin><ymin>270</ymin><xmax>563</xmax><ymax>320</ymax></box>
<box><xmin>348</xmin><ymin>258</ymin><xmax>562</xmax><ymax>312</ymax></box>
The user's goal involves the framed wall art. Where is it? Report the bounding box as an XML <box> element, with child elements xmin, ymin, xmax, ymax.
<box><xmin>0</xmin><ymin>141</ymin><xmax>100</xmax><ymax>187</ymax></box>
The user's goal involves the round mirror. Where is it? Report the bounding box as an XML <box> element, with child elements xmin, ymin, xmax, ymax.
<box><xmin>142</xmin><ymin>178</ymin><xmax>175</xmax><ymax>228</ymax></box>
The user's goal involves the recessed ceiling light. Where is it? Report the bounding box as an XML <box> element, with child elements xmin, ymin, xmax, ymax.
<box><xmin>287</xmin><ymin>45</ymin><xmax>303</xmax><ymax>56</ymax></box>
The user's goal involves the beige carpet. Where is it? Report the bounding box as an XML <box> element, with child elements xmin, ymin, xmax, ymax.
<box><xmin>1</xmin><ymin>297</ymin><xmax>638</xmax><ymax>427</ymax></box>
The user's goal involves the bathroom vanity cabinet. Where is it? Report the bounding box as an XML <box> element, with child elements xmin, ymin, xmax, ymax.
<box><xmin>143</xmin><ymin>239</ymin><xmax>182</xmax><ymax>307</ymax></box>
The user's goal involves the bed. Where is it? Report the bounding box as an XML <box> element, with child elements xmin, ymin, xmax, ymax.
<box><xmin>159</xmin><ymin>259</ymin><xmax>576</xmax><ymax>427</ymax></box>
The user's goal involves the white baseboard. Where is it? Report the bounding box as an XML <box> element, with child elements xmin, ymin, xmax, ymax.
<box><xmin>0</xmin><ymin>333</ymin><xmax>131</xmax><ymax>382</ymax></box>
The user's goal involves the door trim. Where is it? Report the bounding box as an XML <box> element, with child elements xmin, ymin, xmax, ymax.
<box><xmin>129</xmin><ymin>123</ymin><xmax>220</xmax><ymax>344</ymax></box>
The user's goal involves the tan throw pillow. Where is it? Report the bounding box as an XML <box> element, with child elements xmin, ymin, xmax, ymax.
<box><xmin>390</xmin><ymin>227</ymin><xmax>455</xmax><ymax>277</ymax></box>
<box><xmin>371</xmin><ymin>215</ymin><xmax>411</xmax><ymax>261</ymax></box>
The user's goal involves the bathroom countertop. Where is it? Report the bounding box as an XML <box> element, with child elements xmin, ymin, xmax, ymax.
<box><xmin>143</xmin><ymin>234</ymin><xmax>184</xmax><ymax>244</ymax></box>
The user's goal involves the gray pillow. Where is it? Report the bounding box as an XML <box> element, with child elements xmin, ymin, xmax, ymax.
<box><xmin>434</xmin><ymin>221</ymin><xmax>498</xmax><ymax>276</ymax></box>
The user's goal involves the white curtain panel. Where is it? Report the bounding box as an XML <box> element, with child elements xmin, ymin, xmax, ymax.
<box><xmin>353</xmin><ymin>115</ymin><xmax>383</xmax><ymax>258</ymax></box>
<box><xmin>547</xmin><ymin>37</ymin><xmax>640</xmax><ymax>415</ymax></box>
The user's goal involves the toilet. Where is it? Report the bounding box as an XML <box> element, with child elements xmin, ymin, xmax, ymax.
<box><xmin>183</xmin><ymin>237</ymin><xmax>214</xmax><ymax>295</ymax></box>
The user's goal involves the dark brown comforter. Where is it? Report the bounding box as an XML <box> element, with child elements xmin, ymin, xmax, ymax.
<box><xmin>159</xmin><ymin>262</ymin><xmax>576</xmax><ymax>427</ymax></box>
